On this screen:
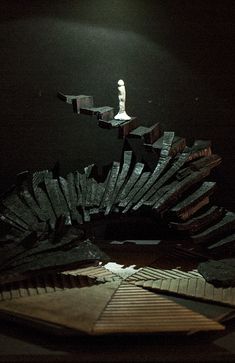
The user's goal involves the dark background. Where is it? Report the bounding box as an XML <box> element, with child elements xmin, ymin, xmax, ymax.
<box><xmin>0</xmin><ymin>0</ymin><xmax>234</xmax><ymax>210</ymax></box>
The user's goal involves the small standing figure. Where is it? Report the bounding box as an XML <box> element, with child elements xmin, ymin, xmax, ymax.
<box><xmin>114</xmin><ymin>79</ymin><xmax>131</xmax><ymax>120</ymax></box>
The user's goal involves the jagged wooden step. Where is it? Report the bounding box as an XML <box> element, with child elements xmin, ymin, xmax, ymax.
<box><xmin>129</xmin><ymin>122</ymin><xmax>160</xmax><ymax>144</ymax></box>
<box><xmin>169</xmin><ymin>206</ymin><xmax>225</xmax><ymax>234</ymax></box>
<box><xmin>191</xmin><ymin>211</ymin><xmax>235</xmax><ymax>244</ymax></box>
<box><xmin>118</xmin><ymin>117</ymin><xmax>139</xmax><ymax>138</ymax></box>
<box><xmin>167</xmin><ymin>181</ymin><xmax>217</xmax><ymax>221</ymax></box>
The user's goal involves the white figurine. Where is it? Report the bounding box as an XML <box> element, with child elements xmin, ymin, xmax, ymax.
<box><xmin>114</xmin><ymin>79</ymin><xmax>131</xmax><ymax>120</ymax></box>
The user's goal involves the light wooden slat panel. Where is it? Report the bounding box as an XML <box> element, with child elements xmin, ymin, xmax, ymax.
<box><xmin>63</xmin><ymin>265</ymin><xmax>115</xmax><ymax>279</ymax></box>
<box><xmin>128</xmin><ymin>267</ymin><xmax>201</xmax><ymax>282</ymax></box>
<box><xmin>135</xmin><ymin>278</ymin><xmax>235</xmax><ymax>307</ymax></box>
<box><xmin>93</xmin><ymin>282</ymin><xmax>224</xmax><ymax>334</ymax></box>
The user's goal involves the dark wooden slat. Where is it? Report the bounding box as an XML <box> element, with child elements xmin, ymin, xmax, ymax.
<box><xmin>143</xmin><ymin>122</ymin><xmax>161</xmax><ymax>144</ymax></box>
<box><xmin>33</xmin><ymin>187</ymin><xmax>56</xmax><ymax>229</ymax></box>
<box><xmin>100</xmin><ymin>162</ymin><xmax>120</xmax><ymax>209</ymax></box>
<box><xmin>74</xmin><ymin>172</ymin><xmax>83</xmax><ymax>207</ymax></box>
<box><xmin>208</xmin><ymin>232</ymin><xmax>235</xmax><ymax>251</ymax></box>
<box><xmin>159</xmin><ymin>131</ymin><xmax>175</xmax><ymax>157</ymax></box>
<box><xmin>191</xmin><ymin>211</ymin><xmax>235</xmax><ymax>244</ymax></box>
<box><xmin>44</xmin><ymin>179</ymin><xmax>71</xmax><ymax>224</ymax></box>
<box><xmin>176</xmin><ymin>154</ymin><xmax>222</xmax><ymax>181</ymax></box>
<box><xmin>73</xmin><ymin>95</ymin><xmax>94</xmax><ymax>113</ymax></box>
<box><xmin>168</xmin><ymin>181</ymin><xmax>217</xmax><ymax>221</ymax></box>
<box><xmin>118</xmin><ymin>117</ymin><xmax>139</xmax><ymax>138</ymax></box>
<box><xmin>123</xmin><ymin>132</ymin><xmax>175</xmax><ymax>211</ymax></box>
<box><xmin>133</xmin><ymin>149</ymin><xmax>190</xmax><ymax>210</ymax></box>
<box><xmin>144</xmin><ymin>132</ymin><xmax>174</xmax><ymax>152</ymax></box>
<box><xmin>79</xmin><ymin>172</ymin><xmax>87</xmax><ymax>208</ymax></box>
<box><xmin>59</xmin><ymin>177</ymin><xmax>72</xmax><ymax>211</ymax></box>
<box><xmin>2</xmin><ymin>193</ymin><xmax>40</xmax><ymax>229</ymax></box>
<box><xmin>118</xmin><ymin>162</ymin><xmax>145</xmax><ymax>204</ymax></box>
<box><xmin>77</xmin><ymin>172</ymin><xmax>90</xmax><ymax>222</ymax></box>
<box><xmin>57</xmin><ymin>92</ymin><xmax>82</xmax><ymax>104</ymax></box>
<box><xmin>169</xmin><ymin>206</ymin><xmax>225</xmax><ymax>233</ymax></box>
<box><xmin>120</xmin><ymin>172</ymin><xmax>151</xmax><ymax>210</ymax></box>
<box><xmin>0</xmin><ymin>211</ymin><xmax>28</xmax><ymax>231</ymax></box>
<box><xmin>32</xmin><ymin>170</ymin><xmax>52</xmax><ymax>191</ymax></box>
<box><xmin>126</xmin><ymin>157</ymin><xmax>171</xmax><ymax>212</ymax></box>
<box><xmin>20</xmin><ymin>187</ymin><xmax>46</xmax><ymax>222</ymax></box>
<box><xmin>66</xmin><ymin>173</ymin><xmax>82</xmax><ymax>224</ymax></box>
<box><xmin>105</xmin><ymin>151</ymin><xmax>133</xmax><ymax>215</ymax></box>
<box><xmin>0</xmin><ymin>240</ymin><xmax>108</xmax><ymax>284</ymax></box>
<box><xmin>153</xmin><ymin>167</ymin><xmax>212</xmax><ymax>215</ymax></box>
<box><xmin>80</xmin><ymin>106</ymin><xmax>113</xmax><ymax>121</ymax></box>
<box><xmin>128</xmin><ymin>126</ymin><xmax>150</xmax><ymax>138</ymax></box>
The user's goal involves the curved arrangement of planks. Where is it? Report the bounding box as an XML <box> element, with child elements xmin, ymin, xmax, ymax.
<box><xmin>0</xmin><ymin>128</ymin><xmax>234</xmax><ymax>269</ymax></box>
<box><xmin>0</xmin><ymin>92</ymin><xmax>234</xmax><ymax>335</ymax></box>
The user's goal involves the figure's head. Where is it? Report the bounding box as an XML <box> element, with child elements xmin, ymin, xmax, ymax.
<box><xmin>118</xmin><ymin>79</ymin><xmax>124</xmax><ymax>86</ymax></box>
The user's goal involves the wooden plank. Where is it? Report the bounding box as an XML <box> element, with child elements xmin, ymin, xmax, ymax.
<box><xmin>168</xmin><ymin>181</ymin><xmax>216</xmax><ymax>221</ymax></box>
<box><xmin>94</xmin><ymin>282</ymin><xmax>223</xmax><ymax>334</ymax></box>
<box><xmin>100</xmin><ymin>162</ymin><xmax>120</xmax><ymax>209</ymax></box>
<box><xmin>2</xmin><ymin>193</ymin><xmax>40</xmax><ymax>229</ymax></box>
<box><xmin>73</xmin><ymin>95</ymin><xmax>94</xmax><ymax>112</ymax></box>
<box><xmin>34</xmin><ymin>187</ymin><xmax>56</xmax><ymax>229</ymax></box>
<box><xmin>176</xmin><ymin>154</ymin><xmax>222</xmax><ymax>181</ymax></box>
<box><xmin>0</xmin><ymin>210</ymin><xmax>28</xmax><ymax>231</ymax></box>
<box><xmin>44</xmin><ymin>179</ymin><xmax>71</xmax><ymax>223</ymax></box>
<box><xmin>153</xmin><ymin>167</ymin><xmax>211</xmax><ymax>215</ymax></box>
<box><xmin>191</xmin><ymin>211</ymin><xmax>235</xmax><ymax>244</ymax></box>
<box><xmin>143</xmin><ymin>123</ymin><xmax>161</xmax><ymax>144</ymax></box>
<box><xmin>169</xmin><ymin>206</ymin><xmax>225</xmax><ymax>234</ymax></box>
<box><xmin>135</xmin><ymin>277</ymin><xmax>235</xmax><ymax>308</ymax></box>
<box><xmin>129</xmin><ymin>126</ymin><xmax>150</xmax><ymax>138</ymax></box>
<box><xmin>105</xmin><ymin>151</ymin><xmax>133</xmax><ymax>214</ymax></box>
<box><xmin>208</xmin><ymin>232</ymin><xmax>235</xmax><ymax>251</ymax></box>
<box><xmin>118</xmin><ymin>162</ymin><xmax>145</xmax><ymax>203</ymax></box>
<box><xmin>118</xmin><ymin>117</ymin><xmax>139</xmax><ymax>138</ymax></box>
<box><xmin>128</xmin><ymin>267</ymin><xmax>201</xmax><ymax>282</ymax></box>
<box><xmin>20</xmin><ymin>187</ymin><xmax>46</xmax><ymax>222</ymax></box>
<box><xmin>126</xmin><ymin>156</ymin><xmax>171</xmax><ymax>212</ymax></box>
<box><xmin>120</xmin><ymin>172</ymin><xmax>151</xmax><ymax>210</ymax></box>
<box><xmin>133</xmin><ymin>149</ymin><xmax>190</xmax><ymax>210</ymax></box>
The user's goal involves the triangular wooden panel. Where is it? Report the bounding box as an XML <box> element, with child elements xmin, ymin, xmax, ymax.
<box><xmin>135</xmin><ymin>278</ymin><xmax>235</xmax><ymax>308</ymax></box>
<box><xmin>93</xmin><ymin>282</ymin><xmax>224</xmax><ymax>334</ymax></box>
<box><xmin>0</xmin><ymin>280</ymin><xmax>121</xmax><ymax>335</ymax></box>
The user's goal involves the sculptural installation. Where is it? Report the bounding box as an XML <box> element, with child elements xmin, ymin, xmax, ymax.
<box><xmin>0</xmin><ymin>81</ymin><xmax>234</xmax><ymax>338</ymax></box>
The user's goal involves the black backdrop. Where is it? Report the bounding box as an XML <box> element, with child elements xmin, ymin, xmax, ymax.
<box><xmin>0</xmin><ymin>0</ymin><xmax>234</xmax><ymax>210</ymax></box>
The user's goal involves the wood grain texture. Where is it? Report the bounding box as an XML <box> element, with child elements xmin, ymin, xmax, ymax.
<box><xmin>93</xmin><ymin>282</ymin><xmax>224</xmax><ymax>334</ymax></box>
<box><xmin>135</xmin><ymin>277</ymin><xmax>235</xmax><ymax>307</ymax></box>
